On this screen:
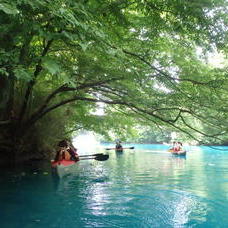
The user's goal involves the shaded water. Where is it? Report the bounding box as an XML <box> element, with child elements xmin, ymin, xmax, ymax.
<box><xmin>1</xmin><ymin>144</ymin><xmax>228</xmax><ymax>227</ymax></box>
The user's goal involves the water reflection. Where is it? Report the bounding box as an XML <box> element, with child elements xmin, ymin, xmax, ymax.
<box><xmin>50</xmin><ymin>146</ymin><xmax>228</xmax><ymax>227</ymax></box>
<box><xmin>1</xmin><ymin>145</ymin><xmax>228</xmax><ymax>227</ymax></box>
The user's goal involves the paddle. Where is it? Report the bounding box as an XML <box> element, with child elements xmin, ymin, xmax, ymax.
<box><xmin>79</xmin><ymin>153</ymin><xmax>103</xmax><ymax>157</ymax></box>
<box><xmin>105</xmin><ymin>146</ymin><xmax>135</xmax><ymax>150</ymax></box>
<box><xmin>79</xmin><ymin>154</ymin><xmax>109</xmax><ymax>161</ymax></box>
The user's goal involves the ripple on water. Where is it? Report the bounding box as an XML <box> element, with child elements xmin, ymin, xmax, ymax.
<box><xmin>1</xmin><ymin>147</ymin><xmax>228</xmax><ymax>227</ymax></box>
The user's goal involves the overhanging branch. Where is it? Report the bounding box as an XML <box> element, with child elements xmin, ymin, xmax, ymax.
<box><xmin>19</xmin><ymin>39</ymin><xmax>54</xmax><ymax>122</ymax></box>
<box><xmin>29</xmin><ymin>77</ymin><xmax>123</xmax><ymax>124</ymax></box>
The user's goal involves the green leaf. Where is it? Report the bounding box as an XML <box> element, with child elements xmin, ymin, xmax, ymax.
<box><xmin>14</xmin><ymin>68</ymin><xmax>32</xmax><ymax>81</ymax></box>
<box><xmin>42</xmin><ymin>57</ymin><xmax>61</xmax><ymax>75</ymax></box>
<box><xmin>0</xmin><ymin>3</ymin><xmax>19</xmax><ymax>14</ymax></box>
<box><xmin>79</xmin><ymin>42</ymin><xmax>89</xmax><ymax>51</ymax></box>
<box><xmin>0</xmin><ymin>67</ymin><xmax>8</xmax><ymax>76</ymax></box>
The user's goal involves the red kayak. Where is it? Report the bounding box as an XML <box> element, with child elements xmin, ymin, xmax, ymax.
<box><xmin>51</xmin><ymin>159</ymin><xmax>78</xmax><ymax>168</ymax></box>
<box><xmin>51</xmin><ymin>160</ymin><xmax>79</xmax><ymax>178</ymax></box>
<box><xmin>51</xmin><ymin>154</ymin><xmax>109</xmax><ymax>178</ymax></box>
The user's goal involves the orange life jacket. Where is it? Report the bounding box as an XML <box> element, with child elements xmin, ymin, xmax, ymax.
<box><xmin>58</xmin><ymin>149</ymin><xmax>71</xmax><ymax>160</ymax></box>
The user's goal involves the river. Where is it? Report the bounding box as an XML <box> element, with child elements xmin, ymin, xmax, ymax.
<box><xmin>0</xmin><ymin>144</ymin><xmax>228</xmax><ymax>227</ymax></box>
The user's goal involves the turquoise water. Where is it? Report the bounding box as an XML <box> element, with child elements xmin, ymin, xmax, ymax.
<box><xmin>1</xmin><ymin>144</ymin><xmax>228</xmax><ymax>227</ymax></box>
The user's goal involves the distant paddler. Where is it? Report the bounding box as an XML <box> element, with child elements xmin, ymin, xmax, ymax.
<box><xmin>115</xmin><ymin>140</ymin><xmax>123</xmax><ymax>152</ymax></box>
<box><xmin>105</xmin><ymin>141</ymin><xmax>134</xmax><ymax>152</ymax></box>
<box><xmin>168</xmin><ymin>141</ymin><xmax>186</xmax><ymax>156</ymax></box>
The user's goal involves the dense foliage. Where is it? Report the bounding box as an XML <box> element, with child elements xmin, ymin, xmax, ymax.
<box><xmin>0</xmin><ymin>0</ymin><xmax>228</xmax><ymax>162</ymax></box>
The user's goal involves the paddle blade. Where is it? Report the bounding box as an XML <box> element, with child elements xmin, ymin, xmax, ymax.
<box><xmin>129</xmin><ymin>147</ymin><xmax>134</xmax><ymax>149</ymax></box>
<box><xmin>94</xmin><ymin>154</ymin><xmax>109</xmax><ymax>161</ymax></box>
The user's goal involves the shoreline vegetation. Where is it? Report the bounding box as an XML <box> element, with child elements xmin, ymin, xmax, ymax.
<box><xmin>0</xmin><ymin>1</ymin><xmax>227</xmax><ymax>165</ymax></box>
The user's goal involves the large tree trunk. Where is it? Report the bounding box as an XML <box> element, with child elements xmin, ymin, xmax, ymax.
<box><xmin>0</xmin><ymin>72</ymin><xmax>17</xmax><ymax>164</ymax></box>
<box><xmin>0</xmin><ymin>74</ymin><xmax>14</xmax><ymax>120</ymax></box>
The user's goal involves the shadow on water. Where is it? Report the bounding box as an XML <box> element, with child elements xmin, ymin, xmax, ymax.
<box><xmin>0</xmin><ymin>160</ymin><xmax>59</xmax><ymax>190</ymax></box>
<box><xmin>0</xmin><ymin>160</ymin><xmax>89</xmax><ymax>227</ymax></box>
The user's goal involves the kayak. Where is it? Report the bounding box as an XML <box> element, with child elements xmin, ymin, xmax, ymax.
<box><xmin>51</xmin><ymin>159</ymin><xmax>77</xmax><ymax>168</ymax></box>
<box><xmin>106</xmin><ymin>146</ymin><xmax>134</xmax><ymax>152</ymax></box>
<box><xmin>172</xmin><ymin>151</ymin><xmax>186</xmax><ymax>156</ymax></box>
<box><xmin>51</xmin><ymin>154</ymin><xmax>109</xmax><ymax>178</ymax></box>
<box><xmin>168</xmin><ymin>149</ymin><xmax>186</xmax><ymax>156</ymax></box>
<box><xmin>51</xmin><ymin>159</ymin><xmax>79</xmax><ymax>178</ymax></box>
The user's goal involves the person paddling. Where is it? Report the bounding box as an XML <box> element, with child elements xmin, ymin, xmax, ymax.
<box><xmin>115</xmin><ymin>141</ymin><xmax>123</xmax><ymax>152</ymax></box>
<box><xmin>169</xmin><ymin>141</ymin><xmax>180</xmax><ymax>152</ymax></box>
<box><xmin>170</xmin><ymin>141</ymin><xmax>176</xmax><ymax>151</ymax></box>
<box><xmin>176</xmin><ymin>142</ymin><xmax>183</xmax><ymax>152</ymax></box>
<box><xmin>54</xmin><ymin>140</ymin><xmax>79</xmax><ymax>162</ymax></box>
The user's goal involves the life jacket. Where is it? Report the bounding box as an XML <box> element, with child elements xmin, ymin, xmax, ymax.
<box><xmin>173</xmin><ymin>146</ymin><xmax>180</xmax><ymax>152</ymax></box>
<box><xmin>63</xmin><ymin>150</ymin><xmax>71</xmax><ymax>160</ymax></box>
<box><xmin>58</xmin><ymin>149</ymin><xmax>71</xmax><ymax>160</ymax></box>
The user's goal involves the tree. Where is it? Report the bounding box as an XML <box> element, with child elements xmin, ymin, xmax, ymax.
<box><xmin>0</xmin><ymin>0</ymin><xmax>227</xmax><ymax>163</ymax></box>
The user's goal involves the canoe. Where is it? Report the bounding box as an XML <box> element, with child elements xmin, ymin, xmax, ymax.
<box><xmin>115</xmin><ymin>149</ymin><xmax>123</xmax><ymax>153</ymax></box>
<box><xmin>51</xmin><ymin>159</ymin><xmax>79</xmax><ymax>178</ymax></box>
<box><xmin>51</xmin><ymin>159</ymin><xmax>77</xmax><ymax>168</ymax></box>
<box><xmin>168</xmin><ymin>149</ymin><xmax>186</xmax><ymax>156</ymax></box>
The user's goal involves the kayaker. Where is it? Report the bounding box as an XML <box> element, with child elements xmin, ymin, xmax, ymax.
<box><xmin>172</xmin><ymin>142</ymin><xmax>183</xmax><ymax>153</ymax></box>
<box><xmin>169</xmin><ymin>141</ymin><xmax>182</xmax><ymax>153</ymax></box>
<box><xmin>170</xmin><ymin>141</ymin><xmax>176</xmax><ymax>150</ymax></box>
<box><xmin>176</xmin><ymin>142</ymin><xmax>183</xmax><ymax>152</ymax></box>
<box><xmin>169</xmin><ymin>141</ymin><xmax>177</xmax><ymax>152</ymax></box>
<box><xmin>54</xmin><ymin>140</ymin><xmax>66</xmax><ymax>161</ymax></box>
<box><xmin>115</xmin><ymin>141</ymin><xmax>123</xmax><ymax>152</ymax></box>
<box><xmin>54</xmin><ymin>140</ymin><xmax>79</xmax><ymax>162</ymax></box>
<box><xmin>68</xmin><ymin>141</ymin><xmax>80</xmax><ymax>162</ymax></box>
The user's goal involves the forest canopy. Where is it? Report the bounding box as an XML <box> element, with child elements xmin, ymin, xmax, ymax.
<box><xmin>0</xmin><ymin>0</ymin><xmax>228</xmax><ymax>161</ymax></box>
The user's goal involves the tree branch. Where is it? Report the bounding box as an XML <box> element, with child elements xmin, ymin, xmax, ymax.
<box><xmin>19</xmin><ymin>39</ymin><xmax>54</xmax><ymax>122</ymax></box>
<box><xmin>179</xmin><ymin>115</ymin><xmax>223</xmax><ymax>138</ymax></box>
<box><xmin>104</xmin><ymin>41</ymin><xmax>220</xmax><ymax>87</ymax></box>
<box><xmin>28</xmin><ymin>77</ymin><xmax>123</xmax><ymax>126</ymax></box>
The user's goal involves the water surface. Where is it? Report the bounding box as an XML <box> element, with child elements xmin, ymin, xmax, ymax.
<box><xmin>1</xmin><ymin>144</ymin><xmax>228</xmax><ymax>227</ymax></box>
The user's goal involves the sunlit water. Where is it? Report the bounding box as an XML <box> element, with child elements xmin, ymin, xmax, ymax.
<box><xmin>1</xmin><ymin>144</ymin><xmax>228</xmax><ymax>227</ymax></box>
